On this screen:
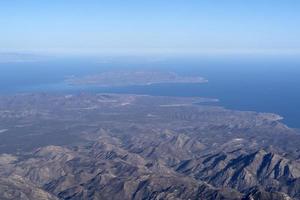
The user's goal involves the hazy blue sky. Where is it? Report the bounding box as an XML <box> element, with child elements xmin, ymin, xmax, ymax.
<box><xmin>1</xmin><ymin>0</ymin><xmax>300</xmax><ymax>55</ymax></box>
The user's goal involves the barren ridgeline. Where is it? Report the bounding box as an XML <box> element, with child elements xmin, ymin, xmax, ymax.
<box><xmin>0</xmin><ymin>93</ymin><xmax>299</xmax><ymax>199</ymax></box>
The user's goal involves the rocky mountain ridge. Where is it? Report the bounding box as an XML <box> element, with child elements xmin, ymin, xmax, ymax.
<box><xmin>0</xmin><ymin>94</ymin><xmax>299</xmax><ymax>199</ymax></box>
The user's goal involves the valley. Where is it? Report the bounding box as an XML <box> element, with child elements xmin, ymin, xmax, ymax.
<box><xmin>0</xmin><ymin>93</ymin><xmax>299</xmax><ymax>199</ymax></box>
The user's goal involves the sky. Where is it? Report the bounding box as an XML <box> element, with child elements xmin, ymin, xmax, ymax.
<box><xmin>1</xmin><ymin>0</ymin><xmax>300</xmax><ymax>55</ymax></box>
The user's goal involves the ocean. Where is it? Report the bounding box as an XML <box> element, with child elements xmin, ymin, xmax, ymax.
<box><xmin>0</xmin><ymin>55</ymin><xmax>300</xmax><ymax>128</ymax></box>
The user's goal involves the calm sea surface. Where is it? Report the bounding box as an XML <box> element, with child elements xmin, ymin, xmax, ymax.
<box><xmin>0</xmin><ymin>55</ymin><xmax>300</xmax><ymax>128</ymax></box>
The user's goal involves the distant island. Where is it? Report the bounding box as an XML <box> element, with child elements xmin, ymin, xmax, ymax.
<box><xmin>65</xmin><ymin>71</ymin><xmax>207</xmax><ymax>87</ymax></box>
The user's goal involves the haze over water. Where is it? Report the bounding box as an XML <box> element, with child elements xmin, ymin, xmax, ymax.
<box><xmin>1</xmin><ymin>1</ymin><xmax>300</xmax><ymax>127</ymax></box>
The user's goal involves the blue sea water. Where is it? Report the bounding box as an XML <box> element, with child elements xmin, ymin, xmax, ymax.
<box><xmin>0</xmin><ymin>55</ymin><xmax>300</xmax><ymax>128</ymax></box>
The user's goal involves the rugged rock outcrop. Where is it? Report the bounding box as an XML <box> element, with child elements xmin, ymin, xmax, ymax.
<box><xmin>1</xmin><ymin>94</ymin><xmax>300</xmax><ymax>199</ymax></box>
